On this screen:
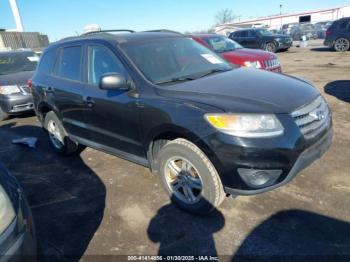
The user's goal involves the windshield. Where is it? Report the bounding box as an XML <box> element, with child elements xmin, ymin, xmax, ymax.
<box><xmin>203</xmin><ymin>36</ymin><xmax>243</xmax><ymax>53</ymax></box>
<box><xmin>121</xmin><ymin>37</ymin><xmax>232</xmax><ymax>85</ymax></box>
<box><xmin>0</xmin><ymin>52</ymin><xmax>39</xmax><ymax>75</ymax></box>
<box><xmin>257</xmin><ymin>29</ymin><xmax>274</xmax><ymax>36</ymax></box>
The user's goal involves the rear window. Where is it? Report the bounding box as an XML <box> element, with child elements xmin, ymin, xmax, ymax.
<box><xmin>54</xmin><ymin>46</ymin><xmax>82</xmax><ymax>81</ymax></box>
<box><xmin>0</xmin><ymin>52</ymin><xmax>39</xmax><ymax>75</ymax></box>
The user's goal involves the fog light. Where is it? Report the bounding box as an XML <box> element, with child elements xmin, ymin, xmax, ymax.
<box><xmin>238</xmin><ymin>168</ymin><xmax>282</xmax><ymax>189</ymax></box>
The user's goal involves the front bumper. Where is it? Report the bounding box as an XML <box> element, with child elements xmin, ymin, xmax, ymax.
<box><xmin>203</xmin><ymin>114</ymin><xmax>333</xmax><ymax>196</ymax></box>
<box><xmin>277</xmin><ymin>41</ymin><xmax>293</xmax><ymax>50</ymax></box>
<box><xmin>0</xmin><ymin>94</ymin><xmax>34</xmax><ymax>114</ymax></box>
<box><xmin>224</xmin><ymin>128</ymin><xmax>333</xmax><ymax>195</ymax></box>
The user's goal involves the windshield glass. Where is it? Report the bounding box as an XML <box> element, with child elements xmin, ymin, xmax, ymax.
<box><xmin>203</xmin><ymin>36</ymin><xmax>243</xmax><ymax>53</ymax></box>
<box><xmin>121</xmin><ymin>37</ymin><xmax>232</xmax><ymax>85</ymax></box>
<box><xmin>257</xmin><ymin>29</ymin><xmax>274</xmax><ymax>36</ymax></box>
<box><xmin>0</xmin><ymin>52</ymin><xmax>39</xmax><ymax>75</ymax></box>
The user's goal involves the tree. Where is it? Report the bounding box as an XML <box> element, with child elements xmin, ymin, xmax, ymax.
<box><xmin>215</xmin><ymin>9</ymin><xmax>236</xmax><ymax>25</ymax></box>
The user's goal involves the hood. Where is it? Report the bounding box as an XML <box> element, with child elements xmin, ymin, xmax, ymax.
<box><xmin>0</xmin><ymin>71</ymin><xmax>34</xmax><ymax>86</ymax></box>
<box><xmin>222</xmin><ymin>48</ymin><xmax>276</xmax><ymax>63</ymax></box>
<box><xmin>156</xmin><ymin>68</ymin><xmax>319</xmax><ymax>114</ymax></box>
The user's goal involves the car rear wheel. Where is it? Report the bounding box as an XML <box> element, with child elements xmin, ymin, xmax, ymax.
<box><xmin>265</xmin><ymin>42</ymin><xmax>277</xmax><ymax>53</ymax></box>
<box><xmin>334</xmin><ymin>38</ymin><xmax>350</xmax><ymax>52</ymax></box>
<box><xmin>44</xmin><ymin>111</ymin><xmax>84</xmax><ymax>155</ymax></box>
<box><xmin>158</xmin><ymin>138</ymin><xmax>226</xmax><ymax>215</ymax></box>
<box><xmin>0</xmin><ymin>107</ymin><xmax>8</xmax><ymax>122</ymax></box>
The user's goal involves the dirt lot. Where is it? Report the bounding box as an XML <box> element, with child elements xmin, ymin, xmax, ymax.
<box><xmin>0</xmin><ymin>45</ymin><xmax>349</xmax><ymax>261</ymax></box>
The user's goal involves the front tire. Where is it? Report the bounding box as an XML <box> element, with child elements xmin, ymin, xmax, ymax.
<box><xmin>158</xmin><ymin>138</ymin><xmax>226</xmax><ymax>215</ymax></box>
<box><xmin>265</xmin><ymin>42</ymin><xmax>277</xmax><ymax>53</ymax></box>
<box><xmin>44</xmin><ymin>111</ymin><xmax>83</xmax><ymax>155</ymax></box>
<box><xmin>334</xmin><ymin>38</ymin><xmax>350</xmax><ymax>52</ymax></box>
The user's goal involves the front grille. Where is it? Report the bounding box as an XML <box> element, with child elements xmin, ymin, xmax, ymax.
<box><xmin>264</xmin><ymin>59</ymin><xmax>280</xmax><ymax>69</ymax></box>
<box><xmin>291</xmin><ymin>96</ymin><xmax>331</xmax><ymax>140</ymax></box>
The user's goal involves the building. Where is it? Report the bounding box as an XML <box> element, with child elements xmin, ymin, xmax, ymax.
<box><xmin>215</xmin><ymin>5</ymin><xmax>350</xmax><ymax>35</ymax></box>
<box><xmin>0</xmin><ymin>31</ymin><xmax>49</xmax><ymax>51</ymax></box>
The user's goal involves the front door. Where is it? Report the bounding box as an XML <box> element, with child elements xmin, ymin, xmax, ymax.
<box><xmin>82</xmin><ymin>44</ymin><xmax>143</xmax><ymax>158</ymax></box>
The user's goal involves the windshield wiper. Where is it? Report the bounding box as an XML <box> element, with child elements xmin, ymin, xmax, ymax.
<box><xmin>155</xmin><ymin>76</ymin><xmax>195</xmax><ymax>85</ymax></box>
<box><xmin>195</xmin><ymin>68</ymin><xmax>231</xmax><ymax>79</ymax></box>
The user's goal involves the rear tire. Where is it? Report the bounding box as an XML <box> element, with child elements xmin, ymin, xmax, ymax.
<box><xmin>44</xmin><ymin>111</ymin><xmax>84</xmax><ymax>155</ymax></box>
<box><xmin>265</xmin><ymin>42</ymin><xmax>277</xmax><ymax>53</ymax></box>
<box><xmin>334</xmin><ymin>38</ymin><xmax>350</xmax><ymax>52</ymax></box>
<box><xmin>158</xmin><ymin>138</ymin><xmax>226</xmax><ymax>215</ymax></box>
<box><xmin>0</xmin><ymin>107</ymin><xmax>8</xmax><ymax>122</ymax></box>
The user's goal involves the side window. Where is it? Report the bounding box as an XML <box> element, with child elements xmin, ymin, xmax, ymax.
<box><xmin>54</xmin><ymin>46</ymin><xmax>82</xmax><ymax>81</ymax></box>
<box><xmin>232</xmin><ymin>32</ymin><xmax>240</xmax><ymax>37</ymax></box>
<box><xmin>38</xmin><ymin>48</ymin><xmax>57</xmax><ymax>75</ymax></box>
<box><xmin>240</xmin><ymin>31</ymin><xmax>248</xmax><ymax>37</ymax></box>
<box><xmin>88</xmin><ymin>45</ymin><xmax>126</xmax><ymax>85</ymax></box>
<box><xmin>248</xmin><ymin>31</ymin><xmax>256</xmax><ymax>37</ymax></box>
<box><xmin>339</xmin><ymin>20</ymin><xmax>349</xmax><ymax>30</ymax></box>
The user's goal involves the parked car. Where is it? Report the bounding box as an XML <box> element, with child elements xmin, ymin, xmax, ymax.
<box><xmin>0</xmin><ymin>163</ymin><xmax>36</xmax><ymax>260</ymax></box>
<box><xmin>290</xmin><ymin>23</ymin><xmax>318</xmax><ymax>41</ymax></box>
<box><xmin>32</xmin><ymin>30</ymin><xmax>332</xmax><ymax>214</ymax></box>
<box><xmin>281</xmin><ymin>23</ymin><xmax>299</xmax><ymax>35</ymax></box>
<box><xmin>229</xmin><ymin>28</ymin><xmax>293</xmax><ymax>53</ymax></box>
<box><xmin>314</xmin><ymin>21</ymin><xmax>333</xmax><ymax>39</ymax></box>
<box><xmin>190</xmin><ymin>34</ymin><xmax>282</xmax><ymax>72</ymax></box>
<box><xmin>0</xmin><ymin>50</ymin><xmax>39</xmax><ymax>121</ymax></box>
<box><xmin>324</xmin><ymin>17</ymin><xmax>350</xmax><ymax>52</ymax></box>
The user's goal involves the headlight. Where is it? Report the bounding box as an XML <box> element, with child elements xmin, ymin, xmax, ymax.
<box><xmin>243</xmin><ymin>61</ymin><xmax>262</xmax><ymax>69</ymax></box>
<box><xmin>0</xmin><ymin>185</ymin><xmax>16</xmax><ymax>234</ymax></box>
<box><xmin>0</xmin><ymin>85</ymin><xmax>21</xmax><ymax>95</ymax></box>
<box><xmin>205</xmin><ymin>113</ymin><xmax>284</xmax><ymax>138</ymax></box>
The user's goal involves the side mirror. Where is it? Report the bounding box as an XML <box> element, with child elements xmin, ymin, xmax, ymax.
<box><xmin>99</xmin><ymin>73</ymin><xmax>130</xmax><ymax>91</ymax></box>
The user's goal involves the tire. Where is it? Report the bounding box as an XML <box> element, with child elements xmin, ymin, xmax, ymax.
<box><xmin>158</xmin><ymin>138</ymin><xmax>226</xmax><ymax>215</ymax></box>
<box><xmin>44</xmin><ymin>111</ymin><xmax>83</xmax><ymax>155</ymax></box>
<box><xmin>265</xmin><ymin>42</ymin><xmax>277</xmax><ymax>53</ymax></box>
<box><xmin>334</xmin><ymin>38</ymin><xmax>350</xmax><ymax>52</ymax></box>
<box><xmin>0</xmin><ymin>107</ymin><xmax>8</xmax><ymax>122</ymax></box>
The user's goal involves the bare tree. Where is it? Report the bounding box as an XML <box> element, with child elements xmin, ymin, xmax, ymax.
<box><xmin>215</xmin><ymin>9</ymin><xmax>236</xmax><ymax>25</ymax></box>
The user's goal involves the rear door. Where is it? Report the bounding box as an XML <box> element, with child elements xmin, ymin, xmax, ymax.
<box><xmin>81</xmin><ymin>43</ymin><xmax>143</xmax><ymax>158</ymax></box>
<box><xmin>50</xmin><ymin>44</ymin><xmax>90</xmax><ymax>140</ymax></box>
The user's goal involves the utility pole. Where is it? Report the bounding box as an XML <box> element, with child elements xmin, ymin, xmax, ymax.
<box><xmin>280</xmin><ymin>4</ymin><xmax>283</xmax><ymax>29</ymax></box>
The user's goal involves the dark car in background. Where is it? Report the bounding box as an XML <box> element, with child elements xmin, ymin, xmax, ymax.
<box><xmin>0</xmin><ymin>163</ymin><xmax>36</xmax><ymax>260</ymax></box>
<box><xmin>229</xmin><ymin>28</ymin><xmax>293</xmax><ymax>53</ymax></box>
<box><xmin>190</xmin><ymin>34</ymin><xmax>282</xmax><ymax>72</ymax></box>
<box><xmin>32</xmin><ymin>30</ymin><xmax>332</xmax><ymax>214</ymax></box>
<box><xmin>324</xmin><ymin>17</ymin><xmax>350</xmax><ymax>52</ymax></box>
<box><xmin>314</xmin><ymin>21</ymin><xmax>333</xmax><ymax>39</ymax></box>
<box><xmin>290</xmin><ymin>23</ymin><xmax>318</xmax><ymax>41</ymax></box>
<box><xmin>0</xmin><ymin>50</ymin><xmax>39</xmax><ymax>121</ymax></box>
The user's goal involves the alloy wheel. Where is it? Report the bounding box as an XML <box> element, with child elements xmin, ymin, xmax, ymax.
<box><xmin>47</xmin><ymin>119</ymin><xmax>64</xmax><ymax>149</ymax></box>
<box><xmin>335</xmin><ymin>38</ymin><xmax>350</xmax><ymax>52</ymax></box>
<box><xmin>164</xmin><ymin>157</ymin><xmax>203</xmax><ymax>204</ymax></box>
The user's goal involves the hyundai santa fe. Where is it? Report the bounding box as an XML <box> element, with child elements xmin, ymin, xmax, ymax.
<box><xmin>31</xmin><ymin>30</ymin><xmax>333</xmax><ymax>214</ymax></box>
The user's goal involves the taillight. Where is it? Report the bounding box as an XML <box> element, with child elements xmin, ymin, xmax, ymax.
<box><xmin>27</xmin><ymin>79</ymin><xmax>32</xmax><ymax>89</ymax></box>
<box><xmin>326</xmin><ymin>29</ymin><xmax>331</xmax><ymax>37</ymax></box>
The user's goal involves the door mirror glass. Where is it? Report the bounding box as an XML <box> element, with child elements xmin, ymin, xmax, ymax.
<box><xmin>99</xmin><ymin>73</ymin><xmax>129</xmax><ymax>90</ymax></box>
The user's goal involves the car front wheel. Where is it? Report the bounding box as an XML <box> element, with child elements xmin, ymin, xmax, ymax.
<box><xmin>265</xmin><ymin>42</ymin><xmax>277</xmax><ymax>53</ymax></box>
<box><xmin>158</xmin><ymin>138</ymin><xmax>226</xmax><ymax>215</ymax></box>
<box><xmin>44</xmin><ymin>111</ymin><xmax>83</xmax><ymax>155</ymax></box>
<box><xmin>334</xmin><ymin>38</ymin><xmax>350</xmax><ymax>52</ymax></box>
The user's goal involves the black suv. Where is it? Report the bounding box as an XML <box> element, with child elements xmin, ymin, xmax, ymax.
<box><xmin>32</xmin><ymin>30</ymin><xmax>332</xmax><ymax>214</ymax></box>
<box><xmin>324</xmin><ymin>17</ymin><xmax>350</xmax><ymax>52</ymax></box>
<box><xmin>0</xmin><ymin>50</ymin><xmax>39</xmax><ymax>121</ymax></box>
<box><xmin>229</xmin><ymin>28</ymin><xmax>293</xmax><ymax>53</ymax></box>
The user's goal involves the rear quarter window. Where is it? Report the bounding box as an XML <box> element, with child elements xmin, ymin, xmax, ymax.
<box><xmin>38</xmin><ymin>48</ymin><xmax>57</xmax><ymax>75</ymax></box>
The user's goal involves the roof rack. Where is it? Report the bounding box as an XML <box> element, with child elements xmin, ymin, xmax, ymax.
<box><xmin>143</xmin><ymin>29</ymin><xmax>183</xmax><ymax>35</ymax></box>
<box><xmin>83</xmin><ymin>29</ymin><xmax>135</xmax><ymax>35</ymax></box>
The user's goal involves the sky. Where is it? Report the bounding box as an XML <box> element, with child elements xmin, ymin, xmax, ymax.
<box><xmin>0</xmin><ymin>0</ymin><xmax>349</xmax><ymax>41</ymax></box>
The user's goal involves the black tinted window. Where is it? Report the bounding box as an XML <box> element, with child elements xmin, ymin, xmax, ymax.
<box><xmin>240</xmin><ymin>31</ymin><xmax>248</xmax><ymax>37</ymax></box>
<box><xmin>339</xmin><ymin>20</ymin><xmax>350</xmax><ymax>30</ymax></box>
<box><xmin>38</xmin><ymin>49</ymin><xmax>56</xmax><ymax>75</ymax></box>
<box><xmin>55</xmin><ymin>46</ymin><xmax>82</xmax><ymax>81</ymax></box>
<box><xmin>88</xmin><ymin>45</ymin><xmax>126</xmax><ymax>85</ymax></box>
<box><xmin>0</xmin><ymin>52</ymin><xmax>39</xmax><ymax>75</ymax></box>
<box><xmin>232</xmin><ymin>32</ymin><xmax>240</xmax><ymax>37</ymax></box>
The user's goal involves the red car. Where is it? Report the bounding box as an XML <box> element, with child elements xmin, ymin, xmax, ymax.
<box><xmin>190</xmin><ymin>34</ymin><xmax>282</xmax><ymax>73</ymax></box>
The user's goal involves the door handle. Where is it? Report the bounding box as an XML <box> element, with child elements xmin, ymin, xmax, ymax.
<box><xmin>83</xmin><ymin>96</ymin><xmax>95</xmax><ymax>108</ymax></box>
